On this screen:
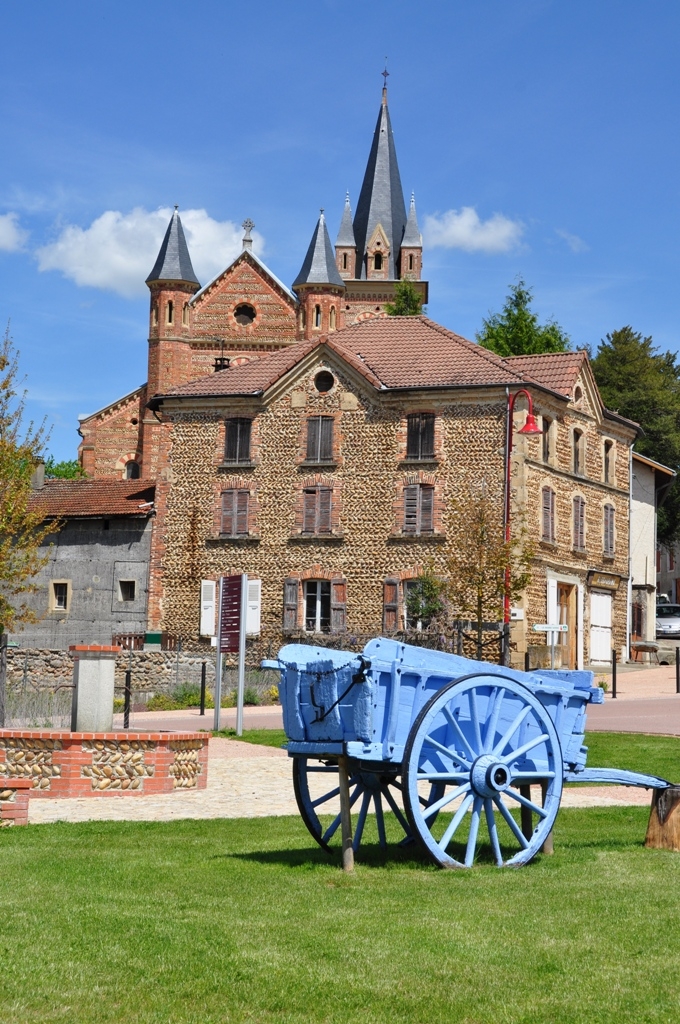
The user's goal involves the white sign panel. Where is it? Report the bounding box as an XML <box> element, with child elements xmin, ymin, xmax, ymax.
<box><xmin>532</xmin><ymin>623</ymin><xmax>568</xmax><ymax>633</ymax></box>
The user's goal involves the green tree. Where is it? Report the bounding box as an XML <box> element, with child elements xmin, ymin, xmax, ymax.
<box><xmin>384</xmin><ymin>280</ymin><xmax>425</xmax><ymax>316</ymax></box>
<box><xmin>477</xmin><ymin>278</ymin><xmax>570</xmax><ymax>356</ymax></box>
<box><xmin>590</xmin><ymin>326</ymin><xmax>680</xmax><ymax>545</ymax></box>
<box><xmin>45</xmin><ymin>456</ymin><xmax>85</xmax><ymax>479</ymax></box>
<box><xmin>404</xmin><ymin>563</ymin><xmax>446</xmax><ymax>631</ymax></box>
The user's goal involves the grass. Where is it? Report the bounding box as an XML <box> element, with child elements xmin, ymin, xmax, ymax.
<box><xmin>210</xmin><ymin>728</ymin><xmax>288</xmax><ymax>747</ymax></box>
<box><xmin>584</xmin><ymin>731</ymin><xmax>680</xmax><ymax>783</ymax></box>
<box><xmin>1</xmin><ymin>808</ymin><xmax>680</xmax><ymax>1023</ymax></box>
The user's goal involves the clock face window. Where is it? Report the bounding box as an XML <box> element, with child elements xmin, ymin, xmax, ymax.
<box><xmin>234</xmin><ymin>304</ymin><xmax>256</xmax><ymax>326</ymax></box>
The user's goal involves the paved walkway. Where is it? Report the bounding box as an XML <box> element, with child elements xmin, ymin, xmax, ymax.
<box><xmin>112</xmin><ymin>705</ymin><xmax>284</xmax><ymax>733</ymax></box>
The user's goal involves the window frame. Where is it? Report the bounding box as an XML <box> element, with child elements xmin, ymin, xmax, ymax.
<box><xmin>573</xmin><ymin>429</ymin><xmax>584</xmax><ymax>476</ymax></box>
<box><xmin>304</xmin><ymin>580</ymin><xmax>331</xmax><ymax>633</ymax></box>
<box><xmin>118</xmin><ymin>580</ymin><xmax>136</xmax><ymax>603</ymax></box>
<box><xmin>542</xmin><ymin>416</ymin><xmax>552</xmax><ymax>464</ymax></box>
<box><xmin>603</xmin><ymin>503</ymin><xmax>615</xmax><ymax>557</ymax></box>
<box><xmin>50</xmin><ymin>580</ymin><xmax>71</xmax><ymax>613</ymax></box>
<box><xmin>403</xmin><ymin>483</ymin><xmax>435</xmax><ymax>535</ymax></box>
<box><xmin>302</xmin><ymin>486</ymin><xmax>333</xmax><ymax>535</ymax></box>
<box><xmin>406</xmin><ymin>413</ymin><xmax>436</xmax><ymax>461</ymax></box>
<box><xmin>305</xmin><ymin>416</ymin><xmax>334</xmax><ymax>463</ymax></box>
<box><xmin>220</xmin><ymin>488</ymin><xmax>250</xmax><ymax>537</ymax></box>
<box><xmin>603</xmin><ymin>440</ymin><xmax>614</xmax><ymax>484</ymax></box>
<box><xmin>573</xmin><ymin>495</ymin><xmax>586</xmax><ymax>551</ymax></box>
<box><xmin>541</xmin><ymin>486</ymin><xmax>556</xmax><ymax>543</ymax></box>
<box><xmin>224</xmin><ymin>418</ymin><xmax>252</xmax><ymax>465</ymax></box>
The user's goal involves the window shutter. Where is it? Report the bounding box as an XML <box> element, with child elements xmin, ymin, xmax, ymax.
<box><xmin>199</xmin><ymin>579</ymin><xmax>216</xmax><ymax>636</ymax></box>
<box><xmin>221</xmin><ymin>490</ymin><xmax>235</xmax><ymax>534</ymax></box>
<box><xmin>283</xmin><ymin>577</ymin><xmax>299</xmax><ymax>634</ymax></box>
<box><xmin>306</xmin><ymin>417</ymin><xmax>320</xmax><ymax>461</ymax></box>
<box><xmin>319</xmin><ymin>417</ymin><xmax>334</xmax><ymax>461</ymax></box>
<box><xmin>573</xmin><ymin>497</ymin><xmax>585</xmax><ymax>550</ymax></box>
<box><xmin>246</xmin><ymin>578</ymin><xmax>261</xmax><ymax>636</ymax></box>
<box><xmin>237</xmin><ymin>420</ymin><xmax>251</xmax><ymax>463</ymax></box>
<box><xmin>318</xmin><ymin>487</ymin><xmax>332</xmax><ymax>533</ymax></box>
<box><xmin>406</xmin><ymin>415</ymin><xmax>419</xmax><ymax>458</ymax></box>
<box><xmin>421</xmin><ymin>414</ymin><xmax>435</xmax><ymax>458</ymax></box>
<box><xmin>302</xmin><ymin>489</ymin><xmax>317</xmax><ymax>533</ymax></box>
<box><xmin>235</xmin><ymin>490</ymin><xmax>249</xmax><ymax>535</ymax></box>
<box><xmin>383</xmin><ymin>578</ymin><xmax>399</xmax><ymax>632</ymax></box>
<box><xmin>330</xmin><ymin>578</ymin><xmax>347</xmax><ymax>633</ymax></box>
<box><xmin>420</xmin><ymin>485</ymin><xmax>434</xmax><ymax>533</ymax></box>
<box><xmin>225</xmin><ymin>420</ymin><xmax>239</xmax><ymax>462</ymax></box>
<box><xmin>604</xmin><ymin>504</ymin><xmax>615</xmax><ymax>556</ymax></box>
<box><xmin>403</xmin><ymin>484</ymin><xmax>419</xmax><ymax>533</ymax></box>
<box><xmin>542</xmin><ymin>487</ymin><xmax>555</xmax><ymax>542</ymax></box>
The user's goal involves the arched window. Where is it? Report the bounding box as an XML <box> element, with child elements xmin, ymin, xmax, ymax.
<box><xmin>603</xmin><ymin>440</ymin><xmax>614</xmax><ymax>484</ymax></box>
<box><xmin>409</xmin><ymin>254</ymin><xmax>414</xmax><ymax>271</ymax></box>
<box><xmin>166</xmin><ymin>300</ymin><xmax>173</xmax><ymax>325</ymax></box>
<box><xmin>374</xmin><ymin>252</ymin><xmax>383</xmax><ymax>271</ymax></box>
<box><xmin>573</xmin><ymin>429</ymin><xmax>584</xmax><ymax>476</ymax></box>
<box><xmin>124</xmin><ymin>460</ymin><xmax>140</xmax><ymax>480</ymax></box>
<box><xmin>541</xmin><ymin>487</ymin><xmax>556</xmax><ymax>542</ymax></box>
<box><xmin>152</xmin><ymin>304</ymin><xmax>158</xmax><ymax>326</ymax></box>
<box><xmin>342</xmin><ymin>253</ymin><xmax>347</xmax><ymax>270</ymax></box>
<box><xmin>182</xmin><ymin>303</ymin><xmax>189</xmax><ymax>326</ymax></box>
<box><xmin>314</xmin><ymin>304</ymin><xmax>322</xmax><ymax>329</ymax></box>
<box><xmin>329</xmin><ymin>306</ymin><xmax>336</xmax><ymax>330</ymax></box>
<box><xmin>300</xmin><ymin>305</ymin><xmax>306</xmax><ymax>329</ymax></box>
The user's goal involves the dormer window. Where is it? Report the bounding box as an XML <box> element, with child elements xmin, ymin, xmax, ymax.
<box><xmin>374</xmin><ymin>252</ymin><xmax>383</xmax><ymax>271</ymax></box>
<box><xmin>166</xmin><ymin>301</ymin><xmax>173</xmax><ymax>325</ymax></box>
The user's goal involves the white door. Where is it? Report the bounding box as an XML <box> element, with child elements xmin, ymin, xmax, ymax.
<box><xmin>589</xmin><ymin>590</ymin><xmax>612</xmax><ymax>663</ymax></box>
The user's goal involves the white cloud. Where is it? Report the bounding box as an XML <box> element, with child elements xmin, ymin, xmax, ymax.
<box><xmin>555</xmin><ymin>228</ymin><xmax>589</xmax><ymax>253</ymax></box>
<box><xmin>423</xmin><ymin>206</ymin><xmax>523</xmax><ymax>254</ymax></box>
<box><xmin>36</xmin><ymin>207</ymin><xmax>264</xmax><ymax>298</ymax></box>
<box><xmin>0</xmin><ymin>212</ymin><xmax>28</xmax><ymax>251</ymax></box>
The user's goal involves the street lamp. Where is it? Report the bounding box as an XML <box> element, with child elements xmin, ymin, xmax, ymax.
<box><xmin>504</xmin><ymin>388</ymin><xmax>542</xmax><ymax>629</ymax></box>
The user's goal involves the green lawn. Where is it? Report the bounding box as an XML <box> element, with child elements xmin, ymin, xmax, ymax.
<box><xmin>1</xmin><ymin>808</ymin><xmax>679</xmax><ymax>1023</ymax></box>
<box><xmin>211</xmin><ymin>728</ymin><xmax>288</xmax><ymax>747</ymax></box>
<box><xmin>584</xmin><ymin>731</ymin><xmax>680</xmax><ymax>783</ymax></box>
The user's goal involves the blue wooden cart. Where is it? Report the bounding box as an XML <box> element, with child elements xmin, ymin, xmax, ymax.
<box><xmin>263</xmin><ymin>637</ymin><xmax>672</xmax><ymax>867</ymax></box>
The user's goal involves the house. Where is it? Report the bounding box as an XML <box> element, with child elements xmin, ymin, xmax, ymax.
<box><xmin>630</xmin><ymin>453</ymin><xmax>674</xmax><ymax>650</ymax></box>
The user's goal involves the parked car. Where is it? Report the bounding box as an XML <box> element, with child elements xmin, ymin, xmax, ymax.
<box><xmin>656</xmin><ymin>604</ymin><xmax>680</xmax><ymax>638</ymax></box>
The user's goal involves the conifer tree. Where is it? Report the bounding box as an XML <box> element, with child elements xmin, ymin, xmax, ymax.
<box><xmin>384</xmin><ymin>280</ymin><xmax>425</xmax><ymax>316</ymax></box>
<box><xmin>477</xmin><ymin>279</ymin><xmax>570</xmax><ymax>356</ymax></box>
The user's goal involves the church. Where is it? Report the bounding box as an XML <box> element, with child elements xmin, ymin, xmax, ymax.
<box><xmin>66</xmin><ymin>86</ymin><xmax>637</xmax><ymax>669</ymax></box>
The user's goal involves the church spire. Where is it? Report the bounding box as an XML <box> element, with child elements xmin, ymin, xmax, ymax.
<box><xmin>336</xmin><ymin>192</ymin><xmax>356</xmax><ymax>247</ymax></box>
<box><xmin>402</xmin><ymin>192</ymin><xmax>422</xmax><ymax>247</ymax></box>
<box><xmin>352</xmin><ymin>84</ymin><xmax>407</xmax><ymax>279</ymax></box>
<box><xmin>293</xmin><ymin>210</ymin><xmax>345</xmax><ymax>288</ymax></box>
<box><xmin>146</xmin><ymin>207</ymin><xmax>199</xmax><ymax>286</ymax></box>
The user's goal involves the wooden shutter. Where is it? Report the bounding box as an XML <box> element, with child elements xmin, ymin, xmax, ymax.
<box><xmin>403</xmin><ymin>484</ymin><xmax>419</xmax><ymax>533</ymax></box>
<box><xmin>420</xmin><ymin>486</ymin><xmax>434</xmax><ymax>533</ymax></box>
<box><xmin>225</xmin><ymin>420</ymin><xmax>239</xmax><ymax>462</ymax></box>
<box><xmin>199</xmin><ymin>580</ymin><xmax>216</xmax><ymax>636</ymax></box>
<box><xmin>283</xmin><ymin>577</ymin><xmax>299</xmax><ymax>634</ymax></box>
<box><xmin>541</xmin><ymin>487</ymin><xmax>555</xmax><ymax>542</ymax></box>
<box><xmin>221</xmin><ymin>490</ymin><xmax>235</xmax><ymax>534</ymax></box>
<box><xmin>406</xmin><ymin>415</ymin><xmax>420</xmax><ymax>458</ymax></box>
<box><xmin>302</xmin><ymin>489</ymin><xmax>317</xmax><ymax>533</ymax></box>
<box><xmin>573</xmin><ymin>497</ymin><xmax>585</xmax><ymax>550</ymax></box>
<box><xmin>421</xmin><ymin>414</ymin><xmax>435</xmax><ymax>458</ymax></box>
<box><xmin>383</xmin><ymin>578</ymin><xmax>399</xmax><ymax>632</ymax></box>
<box><xmin>238</xmin><ymin>419</ymin><xmax>251</xmax><ymax>463</ymax></box>
<box><xmin>319</xmin><ymin>417</ymin><xmax>334</xmax><ymax>461</ymax></box>
<box><xmin>318</xmin><ymin>487</ymin><xmax>332</xmax><ymax>533</ymax></box>
<box><xmin>604</xmin><ymin>504</ymin><xmax>615</xmax><ymax>556</ymax></box>
<box><xmin>330</xmin><ymin>578</ymin><xmax>347</xmax><ymax>633</ymax></box>
<box><xmin>235</xmin><ymin>490</ymin><xmax>249</xmax><ymax>535</ymax></box>
<box><xmin>306</xmin><ymin>417</ymin><xmax>320</xmax><ymax>460</ymax></box>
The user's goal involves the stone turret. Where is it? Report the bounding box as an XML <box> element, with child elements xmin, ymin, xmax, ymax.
<box><xmin>335</xmin><ymin>193</ymin><xmax>357</xmax><ymax>280</ymax></box>
<box><xmin>400</xmin><ymin>192</ymin><xmax>423</xmax><ymax>280</ymax></box>
<box><xmin>293</xmin><ymin>211</ymin><xmax>345</xmax><ymax>339</ymax></box>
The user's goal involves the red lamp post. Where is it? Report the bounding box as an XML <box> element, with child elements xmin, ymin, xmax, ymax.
<box><xmin>504</xmin><ymin>389</ymin><xmax>542</xmax><ymax>629</ymax></box>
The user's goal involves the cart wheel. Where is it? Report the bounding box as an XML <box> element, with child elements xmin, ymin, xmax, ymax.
<box><xmin>403</xmin><ymin>674</ymin><xmax>562</xmax><ymax>868</ymax></box>
<box><xmin>292</xmin><ymin>757</ymin><xmax>420</xmax><ymax>854</ymax></box>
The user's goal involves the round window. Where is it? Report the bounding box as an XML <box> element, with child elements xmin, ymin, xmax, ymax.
<box><xmin>234</xmin><ymin>303</ymin><xmax>256</xmax><ymax>326</ymax></box>
<box><xmin>314</xmin><ymin>371</ymin><xmax>335</xmax><ymax>393</ymax></box>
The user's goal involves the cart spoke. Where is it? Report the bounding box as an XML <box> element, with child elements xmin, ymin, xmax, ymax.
<box><xmin>493</xmin><ymin>703</ymin><xmax>533</xmax><ymax>756</ymax></box>
<box><xmin>442</xmin><ymin>706</ymin><xmax>476</xmax><ymax>763</ymax></box>
<box><xmin>352</xmin><ymin>791</ymin><xmax>372</xmax><ymax>852</ymax></box>
<box><xmin>416</xmin><ymin>771</ymin><xmax>469</xmax><ymax>781</ymax></box>
<box><xmin>374</xmin><ymin>792</ymin><xmax>387</xmax><ymax>849</ymax></box>
<box><xmin>484</xmin><ymin>798</ymin><xmax>503</xmax><ymax>867</ymax></box>
<box><xmin>484</xmin><ymin>687</ymin><xmax>505</xmax><ymax>753</ymax></box>
<box><xmin>422</xmin><ymin>782</ymin><xmax>471</xmax><ymax>821</ymax></box>
<box><xmin>423</xmin><ymin>733</ymin><xmax>471</xmax><ymax>768</ymax></box>
<box><xmin>381</xmin><ymin>783</ymin><xmax>412</xmax><ymax>836</ymax></box>
<box><xmin>321</xmin><ymin>784</ymin><xmax>362</xmax><ymax>844</ymax></box>
<box><xmin>511</xmin><ymin>771</ymin><xmax>555</xmax><ymax>782</ymax></box>
<box><xmin>494</xmin><ymin>796</ymin><xmax>530</xmax><ymax>848</ymax></box>
<box><xmin>468</xmin><ymin>688</ymin><xmax>482</xmax><ymax>754</ymax></box>
<box><xmin>310</xmin><ymin>786</ymin><xmax>340</xmax><ymax>808</ymax></box>
<box><xmin>437</xmin><ymin>792</ymin><xmax>474</xmax><ymax>852</ymax></box>
<box><xmin>464</xmin><ymin>796</ymin><xmax>482</xmax><ymax>867</ymax></box>
<box><xmin>504</xmin><ymin>787</ymin><xmax>548</xmax><ymax>818</ymax></box>
<box><xmin>500</xmin><ymin>733</ymin><xmax>550</xmax><ymax>765</ymax></box>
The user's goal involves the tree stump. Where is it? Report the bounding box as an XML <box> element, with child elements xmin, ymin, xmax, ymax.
<box><xmin>645</xmin><ymin>787</ymin><xmax>680</xmax><ymax>851</ymax></box>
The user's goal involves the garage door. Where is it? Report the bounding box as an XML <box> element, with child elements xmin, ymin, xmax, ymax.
<box><xmin>590</xmin><ymin>590</ymin><xmax>612</xmax><ymax>664</ymax></box>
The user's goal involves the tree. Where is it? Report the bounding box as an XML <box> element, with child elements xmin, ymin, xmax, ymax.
<box><xmin>476</xmin><ymin>278</ymin><xmax>570</xmax><ymax>356</ymax></box>
<box><xmin>404</xmin><ymin>562</ymin><xmax>446</xmax><ymax>631</ymax></box>
<box><xmin>45</xmin><ymin>456</ymin><xmax>85</xmax><ymax>479</ymax></box>
<box><xmin>446</xmin><ymin>481</ymin><xmax>534</xmax><ymax>654</ymax></box>
<box><xmin>384</xmin><ymin>280</ymin><xmax>425</xmax><ymax>316</ymax></box>
<box><xmin>590</xmin><ymin>326</ymin><xmax>680</xmax><ymax>545</ymax></box>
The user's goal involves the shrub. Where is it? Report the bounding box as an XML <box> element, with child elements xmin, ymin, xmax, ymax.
<box><xmin>263</xmin><ymin>685</ymin><xmax>280</xmax><ymax>705</ymax></box>
<box><xmin>243</xmin><ymin>687</ymin><xmax>261</xmax><ymax>706</ymax></box>
<box><xmin>147</xmin><ymin>694</ymin><xmax>181</xmax><ymax>711</ymax></box>
<box><xmin>171</xmin><ymin>683</ymin><xmax>202</xmax><ymax>707</ymax></box>
<box><xmin>113</xmin><ymin>699</ymin><xmax>125</xmax><ymax>713</ymax></box>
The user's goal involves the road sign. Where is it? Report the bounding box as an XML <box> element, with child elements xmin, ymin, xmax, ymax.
<box><xmin>532</xmin><ymin>623</ymin><xmax>569</xmax><ymax>632</ymax></box>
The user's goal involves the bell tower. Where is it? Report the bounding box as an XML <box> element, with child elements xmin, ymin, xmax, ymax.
<box><xmin>293</xmin><ymin>211</ymin><xmax>346</xmax><ymax>340</ymax></box>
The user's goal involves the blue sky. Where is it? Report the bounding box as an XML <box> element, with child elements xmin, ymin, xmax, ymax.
<box><xmin>1</xmin><ymin>1</ymin><xmax>678</xmax><ymax>460</ymax></box>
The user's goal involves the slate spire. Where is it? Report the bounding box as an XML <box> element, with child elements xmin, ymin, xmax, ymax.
<box><xmin>402</xmin><ymin>192</ymin><xmax>422</xmax><ymax>247</ymax></box>
<box><xmin>335</xmin><ymin>192</ymin><xmax>356</xmax><ymax>247</ymax></box>
<box><xmin>146</xmin><ymin>207</ymin><xmax>200</xmax><ymax>286</ymax></box>
<box><xmin>293</xmin><ymin>211</ymin><xmax>345</xmax><ymax>288</ymax></box>
<box><xmin>352</xmin><ymin>87</ymin><xmax>407</xmax><ymax>279</ymax></box>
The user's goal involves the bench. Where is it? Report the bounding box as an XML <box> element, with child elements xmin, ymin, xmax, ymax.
<box><xmin>0</xmin><ymin>778</ymin><xmax>33</xmax><ymax>826</ymax></box>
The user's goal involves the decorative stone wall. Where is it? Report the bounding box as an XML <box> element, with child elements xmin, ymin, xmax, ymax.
<box><xmin>0</xmin><ymin>731</ymin><xmax>209</xmax><ymax>797</ymax></box>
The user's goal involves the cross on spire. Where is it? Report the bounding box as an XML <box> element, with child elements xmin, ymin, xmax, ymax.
<box><xmin>242</xmin><ymin>218</ymin><xmax>254</xmax><ymax>251</ymax></box>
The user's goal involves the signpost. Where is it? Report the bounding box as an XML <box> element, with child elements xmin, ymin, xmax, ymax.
<box><xmin>532</xmin><ymin>623</ymin><xmax>568</xmax><ymax>670</ymax></box>
<box><xmin>214</xmin><ymin>574</ymin><xmax>248</xmax><ymax>734</ymax></box>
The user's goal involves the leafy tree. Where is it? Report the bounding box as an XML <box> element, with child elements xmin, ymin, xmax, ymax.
<box><xmin>45</xmin><ymin>456</ymin><xmax>85</xmax><ymax>479</ymax></box>
<box><xmin>385</xmin><ymin>280</ymin><xmax>425</xmax><ymax>316</ymax></box>
<box><xmin>477</xmin><ymin>278</ymin><xmax>570</xmax><ymax>356</ymax></box>
<box><xmin>446</xmin><ymin>480</ymin><xmax>534</xmax><ymax>654</ymax></box>
<box><xmin>590</xmin><ymin>326</ymin><xmax>680</xmax><ymax>545</ymax></box>
<box><xmin>404</xmin><ymin>563</ymin><xmax>446</xmax><ymax>631</ymax></box>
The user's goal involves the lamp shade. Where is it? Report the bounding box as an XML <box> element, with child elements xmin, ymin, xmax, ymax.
<box><xmin>518</xmin><ymin>412</ymin><xmax>542</xmax><ymax>435</ymax></box>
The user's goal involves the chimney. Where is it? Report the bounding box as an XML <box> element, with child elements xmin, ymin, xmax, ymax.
<box><xmin>31</xmin><ymin>461</ymin><xmax>45</xmax><ymax>490</ymax></box>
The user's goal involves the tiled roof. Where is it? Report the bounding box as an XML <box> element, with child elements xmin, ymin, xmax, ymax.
<box><xmin>150</xmin><ymin>317</ymin><xmax>560</xmax><ymax>404</ymax></box>
<box><xmin>504</xmin><ymin>352</ymin><xmax>587</xmax><ymax>396</ymax></box>
<box><xmin>30</xmin><ymin>480</ymin><xmax>155</xmax><ymax>518</ymax></box>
